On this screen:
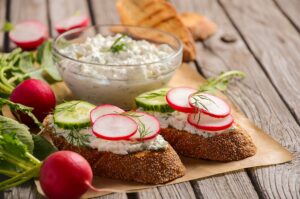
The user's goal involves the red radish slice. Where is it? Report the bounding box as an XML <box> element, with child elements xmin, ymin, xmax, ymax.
<box><xmin>90</xmin><ymin>104</ymin><xmax>124</xmax><ymax>123</ymax></box>
<box><xmin>92</xmin><ymin>114</ymin><xmax>137</xmax><ymax>141</ymax></box>
<box><xmin>9</xmin><ymin>21</ymin><xmax>48</xmax><ymax>50</ymax></box>
<box><xmin>166</xmin><ymin>87</ymin><xmax>197</xmax><ymax>113</ymax></box>
<box><xmin>127</xmin><ymin>112</ymin><xmax>161</xmax><ymax>141</ymax></box>
<box><xmin>55</xmin><ymin>15</ymin><xmax>89</xmax><ymax>34</ymax></box>
<box><xmin>187</xmin><ymin>112</ymin><xmax>234</xmax><ymax>131</ymax></box>
<box><xmin>189</xmin><ymin>93</ymin><xmax>230</xmax><ymax>118</ymax></box>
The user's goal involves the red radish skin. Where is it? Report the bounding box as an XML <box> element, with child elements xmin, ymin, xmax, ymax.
<box><xmin>166</xmin><ymin>87</ymin><xmax>197</xmax><ymax>113</ymax></box>
<box><xmin>92</xmin><ymin>114</ymin><xmax>138</xmax><ymax>141</ymax></box>
<box><xmin>187</xmin><ymin>113</ymin><xmax>234</xmax><ymax>131</ymax></box>
<box><xmin>40</xmin><ymin>151</ymin><xmax>93</xmax><ymax>199</ymax></box>
<box><xmin>189</xmin><ymin>93</ymin><xmax>231</xmax><ymax>118</ymax></box>
<box><xmin>10</xmin><ymin>79</ymin><xmax>56</xmax><ymax>125</ymax></box>
<box><xmin>9</xmin><ymin>21</ymin><xmax>48</xmax><ymax>50</ymax></box>
<box><xmin>90</xmin><ymin>104</ymin><xmax>124</xmax><ymax>123</ymax></box>
<box><xmin>55</xmin><ymin>15</ymin><xmax>89</xmax><ymax>34</ymax></box>
<box><xmin>128</xmin><ymin>112</ymin><xmax>161</xmax><ymax>141</ymax></box>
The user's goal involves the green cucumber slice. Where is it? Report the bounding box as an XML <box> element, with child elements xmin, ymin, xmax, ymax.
<box><xmin>54</xmin><ymin>100</ymin><xmax>95</xmax><ymax>129</ymax></box>
<box><xmin>135</xmin><ymin>87</ymin><xmax>174</xmax><ymax>113</ymax></box>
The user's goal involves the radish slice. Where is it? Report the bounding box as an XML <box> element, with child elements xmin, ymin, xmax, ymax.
<box><xmin>166</xmin><ymin>87</ymin><xmax>197</xmax><ymax>113</ymax></box>
<box><xmin>187</xmin><ymin>112</ymin><xmax>234</xmax><ymax>131</ymax></box>
<box><xmin>189</xmin><ymin>93</ymin><xmax>230</xmax><ymax>118</ymax></box>
<box><xmin>9</xmin><ymin>21</ymin><xmax>48</xmax><ymax>50</ymax></box>
<box><xmin>127</xmin><ymin>112</ymin><xmax>160</xmax><ymax>141</ymax></box>
<box><xmin>90</xmin><ymin>104</ymin><xmax>124</xmax><ymax>123</ymax></box>
<box><xmin>92</xmin><ymin>114</ymin><xmax>137</xmax><ymax>140</ymax></box>
<box><xmin>55</xmin><ymin>15</ymin><xmax>89</xmax><ymax>34</ymax></box>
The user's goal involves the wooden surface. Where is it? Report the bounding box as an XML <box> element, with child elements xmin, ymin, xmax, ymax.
<box><xmin>0</xmin><ymin>0</ymin><xmax>5</xmax><ymax>50</ymax></box>
<box><xmin>1</xmin><ymin>0</ymin><xmax>299</xmax><ymax>198</ymax></box>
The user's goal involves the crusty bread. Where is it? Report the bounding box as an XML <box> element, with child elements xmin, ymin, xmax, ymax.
<box><xmin>179</xmin><ymin>12</ymin><xmax>217</xmax><ymax>41</ymax></box>
<box><xmin>43</xmin><ymin>116</ymin><xmax>185</xmax><ymax>184</ymax></box>
<box><xmin>116</xmin><ymin>0</ymin><xmax>196</xmax><ymax>61</ymax></box>
<box><xmin>160</xmin><ymin>124</ymin><xmax>256</xmax><ymax>161</ymax></box>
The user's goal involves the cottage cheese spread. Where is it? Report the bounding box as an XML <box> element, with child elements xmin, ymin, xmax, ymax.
<box><xmin>48</xmin><ymin>117</ymin><xmax>168</xmax><ymax>155</ymax></box>
<box><xmin>140</xmin><ymin>110</ymin><xmax>235</xmax><ymax>138</ymax></box>
<box><xmin>57</xmin><ymin>34</ymin><xmax>181</xmax><ymax>109</ymax></box>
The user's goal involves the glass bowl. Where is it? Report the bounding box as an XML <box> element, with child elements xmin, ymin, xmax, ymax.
<box><xmin>53</xmin><ymin>25</ymin><xmax>183</xmax><ymax>109</ymax></box>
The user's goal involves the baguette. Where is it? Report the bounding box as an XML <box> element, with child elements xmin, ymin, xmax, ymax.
<box><xmin>43</xmin><ymin>115</ymin><xmax>185</xmax><ymax>184</ymax></box>
<box><xmin>160</xmin><ymin>124</ymin><xmax>256</xmax><ymax>161</ymax></box>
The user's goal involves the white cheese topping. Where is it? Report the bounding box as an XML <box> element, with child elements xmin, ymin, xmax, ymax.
<box><xmin>140</xmin><ymin>110</ymin><xmax>235</xmax><ymax>138</ymax></box>
<box><xmin>61</xmin><ymin>33</ymin><xmax>175</xmax><ymax>65</ymax></box>
<box><xmin>48</xmin><ymin>117</ymin><xmax>168</xmax><ymax>155</ymax></box>
<box><xmin>57</xmin><ymin>34</ymin><xmax>180</xmax><ymax>109</ymax></box>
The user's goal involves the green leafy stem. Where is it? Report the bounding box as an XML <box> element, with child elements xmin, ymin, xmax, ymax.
<box><xmin>0</xmin><ymin>98</ymin><xmax>42</xmax><ymax>129</ymax></box>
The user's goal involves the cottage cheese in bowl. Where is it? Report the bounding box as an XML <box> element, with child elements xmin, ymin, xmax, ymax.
<box><xmin>53</xmin><ymin>26</ymin><xmax>183</xmax><ymax>109</ymax></box>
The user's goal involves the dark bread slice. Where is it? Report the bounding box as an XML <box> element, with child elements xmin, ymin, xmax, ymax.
<box><xmin>43</xmin><ymin>116</ymin><xmax>185</xmax><ymax>184</ymax></box>
<box><xmin>160</xmin><ymin>124</ymin><xmax>256</xmax><ymax>161</ymax></box>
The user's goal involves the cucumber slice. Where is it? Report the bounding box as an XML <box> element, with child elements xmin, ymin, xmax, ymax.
<box><xmin>135</xmin><ymin>87</ymin><xmax>174</xmax><ymax>113</ymax></box>
<box><xmin>54</xmin><ymin>100</ymin><xmax>95</xmax><ymax>129</ymax></box>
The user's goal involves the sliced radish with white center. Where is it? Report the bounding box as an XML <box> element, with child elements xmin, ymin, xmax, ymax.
<box><xmin>90</xmin><ymin>104</ymin><xmax>124</xmax><ymax>123</ymax></box>
<box><xmin>92</xmin><ymin>114</ymin><xmax>137</xmax><ymax>140</ymax></box>
<box><xmin>189</xmin><ymin>93</ymin><xmax>230</xmax><ymax>118</ymax></box>
<box><xmin>127</xmin><ymin>112</ymin><xmax>161</xmax><ymax>141</ymax></box>
<box><xmin>166</xmin><ymin>87</ymin><xmax>197</xmax><ymax>113</ymax></box>
<box><xmin>9</xmin><ymin>21</ymin><xmax>48</xmax><ymax>50</ymax></box>
<box><xmin>55</xmin><ymin>15</ymin><xmax>89</xmax><ymax>34</ymax></box>
<box><xmin>187</xmin><ymin>112</ymin><xmax>234</xmax><ymax>131</ymax></box>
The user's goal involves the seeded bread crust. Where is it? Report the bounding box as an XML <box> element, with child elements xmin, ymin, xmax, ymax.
<box><xmin>160</xmin><ymin>124</ymin><xmax>256</xmax><ymax>161</ymax></box>
<box><xmin>43</xmin><ymin>115</ymin><xmax>185</xmax><ymax>184</ymax></box>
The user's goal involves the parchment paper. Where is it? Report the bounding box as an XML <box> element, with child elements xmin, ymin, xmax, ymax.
<box><xmin>35</xmin><ymin>64</ymin><xmax>293</xmax><ymax>198</ymax></box>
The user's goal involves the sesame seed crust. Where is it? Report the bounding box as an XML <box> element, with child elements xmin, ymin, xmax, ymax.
<box><xmin>160</xmin><ymin>124</ymin><xmax>256</xmax><ymax>161</ymax></box>
<box><xmin>43</xmin><ymin>116</ymin><xmax>185</xmax><ymax>184</ymax></box>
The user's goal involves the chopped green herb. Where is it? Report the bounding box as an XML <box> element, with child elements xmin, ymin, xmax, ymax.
<box><xmin>109</xmin><ymin>35</ymin><xmax>127</xmax><ymax>53</ymax></box>
<box><xmin>65</xmin><ymin>127</ymin><xmax>90</xmax><ymax>147</ymax></box>
<box><xmin>199</xmin><ymin>70</ymin><xmax>246</xmax><ymax>93</ymax></box>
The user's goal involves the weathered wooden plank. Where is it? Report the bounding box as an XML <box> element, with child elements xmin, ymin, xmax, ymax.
<box><xmin>173</xmin><ymin>0</ymin><xmax>300</xmax><ymax>198</ymax></box>
<box><xmin>90</xmin><ymin>1</ymin><xmax>197</xmax><ymax>198</ymax></box>
<box><xmin>3</xmin><ymin>181</ymin><xmax>44</xmax><ymax>199</ymax></box>
<box><xmin>90</xmin><ymin>0</ymin><xmax>119</xmax><ymax>24</ymax></box>
<box><xmin>170</xmin><ymin>0</ymin><xmax>261</xmax><ymax>198</ymax></box>
<box><xmin>0</xmin><ymin>0</ymin><xmax>6</xmax><ymax>50</ymax></box>
<box><xmin>273</xmin><ymin>0</ymin><xmax>300</xmax><ymax>32</ymax></box>
<box><xmin>48</xmin><ymin>0</ymin><xmax>90</xmax><ymax>37</ymax></box>
<box><xmin>219</xmin><ymin>0</ymin><xmax>300</xmax><ymax>123</ymax></box>
<box><xmin>9</xmin><ymin>0</ymin><xmax>48</xmax><ymax>49</ymax></box>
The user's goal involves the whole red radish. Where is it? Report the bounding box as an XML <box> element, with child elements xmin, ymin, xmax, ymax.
<box><xmin>9</xmin><ymin>20</ymin><xmax>48</xmax><ymax>50</ymax></box>
<box><xmin>10</xmin><ymin>79</ymin><xmax>56</xmax><ymax>125</ymax></box>
<box><xmin>39</xmin><ymin>151</ymin><xmax>94</xmax><ymax>199</ymax></box>
<box><xmin>55</xmin><ymin>15</ymin><xmax>89</xmax><ymax>34</ymax></box>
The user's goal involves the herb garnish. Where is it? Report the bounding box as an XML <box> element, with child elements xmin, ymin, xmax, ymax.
<box><xmin>121</xmin><ymin>112</ymin><xmax>152</xmax><ymax>140</ymax></box>
<box><xmin>190</xmin><ymin>94</ymin><xmax>217</xmax><ymax>125</ymax></box>
<box><xmin>109</xmin><ymin>35</ymin><xmax>127</xmax><ymax>53</ymax></box>
<box><xmin>65</xmin><ymin>127</ymin><xmax>90</xmax><ymax>147</ymax></box>
<box><xmin>139</xmin><ymin>89</ymin><xmax>168</xmax><ymax>99</ymax></box>
<box><xmin>54</xmin><ymin>101</ymin><xmax>81</xmax><ymax>114</ymax></box>
<box><xmin>137</xmin><ymin>121</ymin><xmax>152</xmax><ymax>140</ymax></box>
<box><xmin>199</xmin><ymin>70</ymin><xmax>246</xmax><ymax>93</ymax></box>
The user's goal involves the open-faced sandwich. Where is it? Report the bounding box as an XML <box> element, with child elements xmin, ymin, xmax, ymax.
<box><xmin>135</xmin><ymin>87</ymin><xmax>257</xmax><ymax>161</ymax></box>
<box><xmin>42</xmin><ymin>101</ymin><xmax>185</xmax><ymax>184</ymax></box>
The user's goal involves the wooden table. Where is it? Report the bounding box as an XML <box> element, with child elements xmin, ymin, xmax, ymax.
<box><xmin>0</xmin><ymin>0</ymin><xmax>299</xmax><ymax>198</ymax></box>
